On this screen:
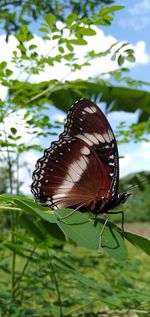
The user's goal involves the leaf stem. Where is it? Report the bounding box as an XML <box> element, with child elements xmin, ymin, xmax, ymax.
<box><xmin>45</xmin><ymin>246</ymin><xmax>63</xmax><ymax>317</ymax></box>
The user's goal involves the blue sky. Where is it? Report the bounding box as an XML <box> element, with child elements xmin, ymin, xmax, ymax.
<box><xmin>0</xmin><ymin>0</ymin><xmax>150</xmax><ymax>194</ymax></box>
<box><xmin>104</xmin><ymin>0</ymin><xmax>150</xmax><ymax>85</ymax></box>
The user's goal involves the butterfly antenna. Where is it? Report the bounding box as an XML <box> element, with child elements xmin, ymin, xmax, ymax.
<box><xmin>125</xmin><ymin>178</ymin><xmax>150</xmax><ymax>192</ymax></box>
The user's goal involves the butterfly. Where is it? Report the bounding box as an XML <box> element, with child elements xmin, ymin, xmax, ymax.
<box><xmin>31</xmin><ymin>99</ymin><xmax>130</xmax><ymax>219</ymax></box>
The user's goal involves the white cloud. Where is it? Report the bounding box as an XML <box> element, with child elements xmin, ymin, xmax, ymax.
<box><xmin>120</xmin><ymin>0</ymin><xmax>150</xmax><ymax>31</ymax></box>
<box><xmin>1</xmin><ymin>109</ymin><xmax>41</xmax><ymax>144</ymax></box>
<box><xmin>51</xmin><ymin>113</ymin><xmax>66</xmax><ymax>122</ymax></box>
<box><xmin>0</xmin><ymin>28</ymin><xmax>149</xmax><ymax>96</ymax></box>
<box><xmin>129</xmin><ymin>0</ymin><xmax>150</xmax><ymax>15</ymax></box>
<box><xmin>119</xmin><ymin>141</ymin><xmax>150</xmax><ymax>178</ymax></box>
<box><xmin>20</xmin><ymin>151</ymin><xmax>39</xmax><ymax>195</ymax></box>
<box><xmin>140</xmin><ymin>141</ymin><xmax>150</xmax><ymax>160</ymax></box>
<box><xmin>120</xmin><ymin>153</ymin><xmax>133</xmax><ymax>177</ymax></box>
<box><xmin>133</xmin><ymin>41</ymin><xmax>149</xmax><ymax>64</ymax></box>
<box><xmin>0</xmin><ymin>29</ymin><xmax>149</xmax><ymax>193</ymax></box>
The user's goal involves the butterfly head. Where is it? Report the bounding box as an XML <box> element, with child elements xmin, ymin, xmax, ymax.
<box><xmin>109</xmin><ymin>191</ymin><xmax>131</xmax><ymax>211</ymax></box>
<box><xmin>96</xmin><ymin>191</ymin><xmax>131</xmax><ymax>214</ymax></box>
<box><xmin>117</xmin><ymin>192</ymin><xmax>131</xmax><ymax>204</ymax></box>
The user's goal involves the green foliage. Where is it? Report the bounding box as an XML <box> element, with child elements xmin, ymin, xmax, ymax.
<box><xmin>0</xmin><ymin>220</ymin><xmax>150</xmax><ymax>316</ymax></box>
<box><xmin>0</xmin><ymin>3</ymin><xmax>150</xmax><ymax>315</ymax></box>
<box><xmin>119</xmin><ymin>172</ymin><xmax>150</xmax><ymax>222</ymax></box>
<box><xmin>0</xmin><ymin>193</ymin><xmax>150</xmax><ymax>316</ymax></box>
<box><xmin>0</xmin><ymin>1</ymin><xmax>115</xmax><ymax>38</ymax></box>
<box><xmin>0</xmin><ymin>194</ymin><xmax>150</xmax><ymax>259</ymax></box>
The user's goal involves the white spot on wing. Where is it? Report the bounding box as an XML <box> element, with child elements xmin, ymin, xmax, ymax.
<box><xmin>52</xmin><ymin>193</ymin><xmax>66</xmax><ymax>200</ymax></box>
<box><xmin>55</xmin><ymin>154</ymin><xmax>89</xmax><ymax>199</ymax></box>
<box><xmin>81</xmin><ymin>146</ymin><xmax>90</xmax><ymax>155</ymax></box>
<box><xmin>84</xmin><ymin>106</ymin><xmax>96</xmax><ymax>113</ymax></box>
<box><xmin>84</xmin><ymin>133</ymin><xmax>99</xmax><ymax>145</ymax></box>
<box><xmin>103</xmin><ymin>132</ymin><xmax>110</xmax><ymax>143</ymax></box>
<box><xmin>109</xmin><ymin>162</ymin><xmax>115</xmax><ymax>166</ymax></box>
<box><xmin>94</xmin><ymin>133</ymin><xmax>105</xmax><ymax>143</ymax></box>
<box><xmin>76</xmin><ymin>134</ymin><xmax>93</xmax><ymax>146</ymax></box>
<box><xmin>108</xmin><ymin>129</ymin><xmax>114</xmax><ymax>141</ymax></box>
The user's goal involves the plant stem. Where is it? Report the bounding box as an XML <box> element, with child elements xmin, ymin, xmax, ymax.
<box><xmin>13</xmin><ymin>245</ymin><xmax>37</xmax><ymax>297</ymax></box>
<box><xmin>2</xmin><ymin>124</ymin><xmax>16</xmax><ymax>299</ymax></box>
<box><xmin>11</xmin><ymin>212</ymin><xmax>16</xmax><ymax>300</ymax></box>
<box><xmin>45</xmin><ymin>246</ymin><xmax>63</xmax><ymax>317</ymax></box>
<box><xmin>16</xmin><ymin>146</ymin><xmax>20</xmax><ymax>195</ymax></box>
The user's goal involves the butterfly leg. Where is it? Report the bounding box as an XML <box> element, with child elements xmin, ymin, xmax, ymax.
<box><xmin>55</xmin><ymin>203</ymin><xmax>86</xmax><ymax>222</ymax></box>
<box><xmin>99</xmin><ymin>216</ymin><xmax>109</xmax><ymax>253</ymax></box>
<box><xmin>107</xmin><ymin>210</ymin><xmax>124</xmax><ymax>231</ymax></box>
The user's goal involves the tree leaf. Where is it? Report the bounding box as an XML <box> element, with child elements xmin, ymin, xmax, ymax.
<box><xmin>77</xmin><ymin>27</ymin><xmax>96</xmax><ymax>36</ymax></box>
<box><xmin>118</xmin><ymin>54</ymin><xmax>125</xmax><ymax>66</ymax></box>
<box><xmin>126</xmin><ymin>54</ymin><xmax>136</xmax><ymax>63</ymax></box>
<box><xmin>41</xmin><ymin>220</ymin><xmax>65</xmax><ymax>241</ymax></box>
<box><xmin>66</xmin><ymin>13</ymin><xmax>78</xmax><ymax>25</ymax></box>
<box><xmin>124</xmin><ymin>231</ymin><xmax>150</xmax><ymax>256</ymax></box>
<box><xmin>44</xmin><ymin>13</ymin><xmax>56</xmax><ymax>26</ymax></box>
<box><xmin>13</xmin><ymin>198</ymin><xmax>57</xmax><ymax>223</ymax></box>
<box><xmin>39</xmin><ymin>27</ymin><xmax>49</xmax><ymax>33</ymax></box>
<box><xmin>20</xmin><ymin>214</ymin><xmax>45</xmax><ymax>241</ymax></box>
<box><xmin>70</xmin><ymin>38</ymin><xmax>87</xmax><ymax>45</ymax></box>
<box><xmin>55</xmin><ymin>209</ymin><xmax>128</xmax><ymax>260</ymax></box>
<box><xmin>10</xmin><ymin>127</ymin><xmax>17</xmax><ymax>134</ymax></box>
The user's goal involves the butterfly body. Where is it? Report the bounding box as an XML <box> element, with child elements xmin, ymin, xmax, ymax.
<box><xmin>31</xmin><ymin>99</ymin><xmax>129</xmax><ymax>214</ymax></box>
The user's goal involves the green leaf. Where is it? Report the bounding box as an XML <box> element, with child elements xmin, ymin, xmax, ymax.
<box><xmin>20</xmin><ymin>214</ymin><xmax>45</xmax><ymax>241</ymax></box>
<box><xmin>41</xmin><ymin>220</ymin><xmax>65</xmax><ymax>241</ymax></box>
<box><xmin>77</xmin><ymin>27</ymin><xmax>96</xmax><ymax>36</ymax></box>
<box><xmin>20</xmin><ymin>25</ymin><xmax>28</xmax><ymax>36</ymax></box>
<box><xmin>125</xmin><ymin>48</ymin><xmax>134</xmax><ymax>54</ymax></box>
<box><xmin>66</xmin><ymin>13</ymin><xmax>78</xmax><ymax>25</ymax></box>
<box><xmin>126</xmin><ymin>54</ymin><xmax>136</xmax><ymax>63</ymax></box>
<box><xmin>0</xmin><ymin>61</ymin><xmax>7</xmax><ymax>69</ymax></box>
<box><xmin>13</xmin><ymin>198</ymin><xmax>57</xmax><ymax>223</ymax></box>
<box><xmin>107</xmin><ymin>5</ymin><xmax>125</xmax><ymax>13</ymax></box>
<box><xmin>29</xmin><ymin>44</ymin><xmax>37</xmax><ymax>50</ymax></box>
<box><xmin>99</xmin><ymin>5</ymin><xmax>124</xmax><ymax>16</ymax></box>
<box><xmin>44</xmin><ymin>13</ymin><xmax>56</xmax><ymax>26</ymax></box>
<box><xmin>39</xmin><ymin>27</ymin><xmax>49</xmax><ymax>33</ymax></box>
<box><xmin>70</xmin><ymin>38</ymin><xmax>87</xmax><ymax>45</ymax></box>
<box><xmin>10</xmin><ymin>127</ymin><xmax>17</xmax><ymax>135</ymax></box>
<box><xmin>108</xmin><ymin>5</ymin><xmax>125</xmax><ymax>13</ymax></box>
<box><xmin>66</xmin><ymin>43</ymin><xmax>74</xmax><ymax>51</ymax></box>
<box><xmin>42</xmin><ymin>35</ymin><xmax>50</xmax><ymax>40</ymax></box>
<box><xmin>124</xmin><ymin>231</ymin><xmax>150</xmax><ymax>256</ymax></box>
<box><xmin>52</xmin><ymin>35</ymin><xmax>60</xmax><ymax>40</ymax></box>
<box><xmin>55</xmin><ymin>209</ymin><xmax>128</xmax><ymax>260</ymax></box>
<box><xmin>118</xmin><ymin>54</ymin><xmax>125</xmax><ymax>66</ymax></box>
<box><xmin>58</xmin><ymin>46</ymin><xmax>65</xmax><ymax>53</ymax></box>
<box><xmin>111</xmin><ymin>53</ymin><xmax>116</xmax><ymax>61</ymax></box>
<box><xmin>6</xmin><ymin>69</ymin><xmax>13</xmax><ymax>76</ymax></box>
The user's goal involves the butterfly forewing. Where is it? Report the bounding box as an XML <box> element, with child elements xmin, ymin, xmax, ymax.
<box><xmin>64</xmin><ymin>99</ymin><xmax>119</xmax><ymax>195</ymax></box>
<box><xmin>31</xmin><ymin>99</ymin><xmax>119</xmax><ymax>213</ymax></box>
